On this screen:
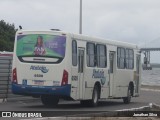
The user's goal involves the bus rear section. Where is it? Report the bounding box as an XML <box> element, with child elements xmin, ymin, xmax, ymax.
<box><xmin>12</xmin><ymin>31</ymin><xmax>71</xmax><ymax>106</ymax></box>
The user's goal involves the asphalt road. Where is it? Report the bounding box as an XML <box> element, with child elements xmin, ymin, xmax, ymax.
<box><xmin>0</xmin><ymin>89</ymin><xmax>160</xmax><ymax>118</ymax></box>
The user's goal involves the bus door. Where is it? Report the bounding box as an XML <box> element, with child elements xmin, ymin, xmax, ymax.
<box><xmin>78</xmin><ymin>48</ymin><xmax>85</xmax><ymax>99</ymax></box>
<box><xmin>109</xmin><ymin>52</ymin><xmax>115</xmax><ymax>96</ymax></box>
<box><xmin>135</xmin><ymin>55</ymin><xmax>140</xmax><ymax>94</ymax></box>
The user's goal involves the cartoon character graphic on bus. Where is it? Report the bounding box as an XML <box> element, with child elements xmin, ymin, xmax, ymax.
<box><xmin>34</xmin><ymin>36</ymin><xmax>46</xmax><ymax>55</ymax></box>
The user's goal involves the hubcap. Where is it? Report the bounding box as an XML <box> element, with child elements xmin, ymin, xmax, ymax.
<box><xmin>93</xmin><ymin>89</ymin><xmax>98</xmax><ymax>103</ymax></box>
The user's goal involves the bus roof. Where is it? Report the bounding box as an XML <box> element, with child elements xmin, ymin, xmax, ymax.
<box><xmin>72</xmin><ymin>33</ymin><xmax>138</xmax><ymax>49</ymax></box>
<box><xmin>16</xmin><ymin>30</ymin><xmax>139</xmax><ymax>49</ymax></box>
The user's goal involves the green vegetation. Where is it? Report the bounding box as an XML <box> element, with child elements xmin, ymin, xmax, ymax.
<box><xmin>0</xmin><ymin>20</ymin><xmax>17</xmax><ymax>51</ymax></box>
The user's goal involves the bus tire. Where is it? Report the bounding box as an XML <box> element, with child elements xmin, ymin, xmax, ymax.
<box><xmin>123</xmin><ymin>86</ymin><xmax>131</xmax><ymax>104</ymax></box>
<box><xmin>41</xmin><ymin>95</ymin><xmax>59</xmax><ymax>107</ymax></box>
<box><xmin>89</xmin><ymin>85</ymin><xmax>99</xmax><ymax>107</ymax></box>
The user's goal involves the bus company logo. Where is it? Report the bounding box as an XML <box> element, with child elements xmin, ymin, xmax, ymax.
<box><xmin>100</xmin><ymin>78</ymin><xmax>106</xmax><ymax>85</ymax></box>
<box><xmin>92</xmin><ymin>69</ymin><xmax>106</xmax><ymax>85</ymax></box>
<box><xmin>30</xmin><ymin>66</ymin><xmax>49</xmax><ymax>73</ymax></box>
<box><xmin>92</xmin><ymin>69</ymin><xmax>104</xmax><ymax>78</ymax></box>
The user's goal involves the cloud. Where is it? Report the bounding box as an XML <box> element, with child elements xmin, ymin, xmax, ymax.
<box><xmin>82</xmin><ymin>0</ymin><xmax>160</xmax><ymax>44</ymax></box>
<box><xmin>0</xmin><ymin>0</ymin><xmax>79</xmax><ymax>31</ymax></box>
<box><xmin>0</xmin><ymin>0</ymin><xmax>160</xmax><ymax>62</ymax></box>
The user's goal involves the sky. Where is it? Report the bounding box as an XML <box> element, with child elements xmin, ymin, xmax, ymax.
<box><xmin>0</xmin><ymin>0</ymin><xmax>160</xmax><ymax>63</ymax></box>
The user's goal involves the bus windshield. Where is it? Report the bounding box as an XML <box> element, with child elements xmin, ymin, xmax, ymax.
<box><xmin>16</xmin><ymin>34</ymin><xmax>66</xmax><ymax>63</ymax></box>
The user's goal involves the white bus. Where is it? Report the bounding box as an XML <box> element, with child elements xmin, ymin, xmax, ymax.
<box><xmin>12</xmin><ymin>30</ymin><xmax>141</xmax><ymax>107</ymax></box>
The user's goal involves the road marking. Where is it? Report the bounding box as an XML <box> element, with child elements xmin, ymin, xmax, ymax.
<box><xmin>141</xmin><ymin>88</ymin><xmax>160</xmax><ymax>92</ymax></box>
<box><xmin>116</xmin><ymin>105</ymin><xmax>150</xmax><ymax>111</ymax></box>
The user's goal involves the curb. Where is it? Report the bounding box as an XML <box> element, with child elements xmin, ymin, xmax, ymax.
<box><xmin>23</xmin><ymin>103</ymin><xmax>160</xmax><ymax>120</ymax></box>
<box><xmin>66</xmin><ymin>103</ymin><xmax>160</xmax><ymax>117</ymax></box>
<box><xmin>141</xmin><ymin>88</ymin><xmax>160</xmax><ymax>92</ymax></box>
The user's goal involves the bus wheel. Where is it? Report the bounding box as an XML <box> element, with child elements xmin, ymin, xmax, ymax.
<box><xmin>89</xmin><ymin>85</ymin><xmax>99</xmax><ymax>107</ymax></box>
<box><xmin>41</xmin><ymin>95</ymin><xmax>59</xmax><ymax>107</ymax></box>
<box><xmin>123</xmin><ymin>86</ymin><xmax>131</xmax><ymax>104</ymax></box>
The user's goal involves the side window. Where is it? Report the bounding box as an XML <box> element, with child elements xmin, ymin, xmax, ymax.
<box><xmin>97</xmin><ymin>44</ymin><xmax>107</xmax><ymax>68</ymax></box>
<box><xmin>129</xmin><ymin>49</ymin><xmax>134</xmax><ymax>69</ymax></box>
<box><xmin>126</xmin><ymin>49</ymin><xmax>134</xmax><ymax>69</ymax></box>
<box><xmin>126</xmin><ymin>49</ymin><xmax>129</xmax><ymax>69</ymax></box>
<box><xmin>87</xmin><ymin>42</ymin><xmax>96</xmax><ymax>67</ymax></box>
<box><xmin>117</xmin><ymin>47</ymin><xmax>125</xmax><ymax>69</ymax></box>
<box><xmin>72</xmin><ymin>40</ymin><xmax>77</xmax><ymax>66</ymax></box>
<box><xmin>117</xmin><ymin>48</ymin><xmax>121</xmax><ymax>68</ymax></box>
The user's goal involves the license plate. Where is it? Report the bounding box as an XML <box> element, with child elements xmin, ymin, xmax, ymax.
<box><xmin>33</xmin><ymin>80</ymin><xmax>44</xmax><ymax>86</ymax></box>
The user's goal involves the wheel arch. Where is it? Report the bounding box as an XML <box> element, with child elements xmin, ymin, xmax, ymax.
<box><xmin>94</xmin><ymin>81</ymin><xmax>101</xmax><ymax>99</ymax></box>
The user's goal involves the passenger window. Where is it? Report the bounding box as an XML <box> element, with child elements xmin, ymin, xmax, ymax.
<box><xmin>117</xmin><ymin>47</ymin><xmax>125</xmax><ymax>69</ymax></box>
<box><xmin>97</xmin><ymin>44</ymin><xmax>107</xmax><ymax>68</ymax></box>
<box><xmin>126</xmin><ymin>49</ymin><xmax>129</xmax><ymax>69</ymax></box>
<box><xmin>129</xmin><ymin>49</ymin><xmax>134</xmax><ymax>69</ymax></box>
<box><xmin>87</xmin><ymin>43</ymin><xmax>96</xmax><ymax>67</ymax></box>
<box><xmin>118</xmin><ymin>47</ymin><xmax>134</xmax><ymax>69</ymax></box>
<box><xmin>72</xmin><ymin>40</ymin><xmax>77</xmax><ymax>66</ymax></box>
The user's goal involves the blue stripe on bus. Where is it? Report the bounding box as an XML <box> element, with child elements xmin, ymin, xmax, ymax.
<box><xmin>12</xmin><ymin>84</ymin><xmax>71</xmax><ymax>96</ymax></box>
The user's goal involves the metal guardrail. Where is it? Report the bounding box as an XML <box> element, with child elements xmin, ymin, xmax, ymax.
<box><xmin>0</xmin><ymin>54</ymin><xmax>37</xmax><ymax>102</ymax></box>
<box><xmin>0</xmin><ymin>56</ymin><xmax>12</xmax><ymax>101</ymax></box>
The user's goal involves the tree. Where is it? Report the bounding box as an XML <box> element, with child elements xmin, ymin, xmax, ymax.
<box><xmin>0</xmin><ymin>20</ymin><xmax>17</xmax><ymax>51</ymax></box>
